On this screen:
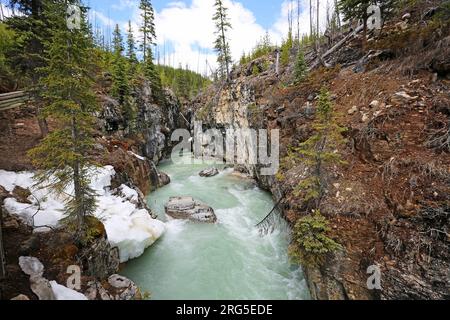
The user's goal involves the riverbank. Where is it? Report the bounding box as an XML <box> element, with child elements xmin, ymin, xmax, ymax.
<box><xmin>122</xmin><ymin>156</ymin><xmax>310</xmax><ymax>300</ymax></box>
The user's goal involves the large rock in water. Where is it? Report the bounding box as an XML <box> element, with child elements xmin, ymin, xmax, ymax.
<box><xmin>165</xmin><ymin>197</ymin><xmax>217</xmax><ymax>223</ymax></box>
<box><xmin>199</xmin><ymin>168</ymin><xmax>219</xmax><ymax>177</ymax></box>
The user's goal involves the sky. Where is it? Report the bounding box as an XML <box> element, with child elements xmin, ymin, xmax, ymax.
<box><xmin>1</xmin><ymin>0</ymin><xmax>333</xmax><ymax>74</ymax></box>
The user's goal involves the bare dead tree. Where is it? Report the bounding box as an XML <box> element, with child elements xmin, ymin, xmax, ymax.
<box><xmin>297</xmin><ymin>0</ymin><xmax>301</xmax><ymax>42</ymax></box>
<box><xmin>310</xmin><ymin>0</ymin><xmax>314</xmax><ymax>39</ymax></box>
<box><xmin>334</xmin><ymin>0</ymin><xmax>341</xmax><ymax>28</ymax></box>
<box><xmin>288</xmin><ymin>1</ymin><xmax>294</xmax><ymax>36</ymax></box>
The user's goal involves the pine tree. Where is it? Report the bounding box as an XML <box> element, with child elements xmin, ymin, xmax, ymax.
<box><xmin>294</xmin><ymin>48</ymin><xmax>307</xmax><ymax>84</ymax></box>
<box><xmin>139</xmin><ymin>0</ymin><xmax>156</xmax><ymax>62</ymax></box>
<box><xmin>143</xmin><ymin>47</ymin><xmax>163</xmax><ymax>102</ymax></box>
<box><xmin>338</xmin><ymin>0</ymin><xmax>394</xmax><ymax>50</ymax></box>
<box><xmin>213</xmin><ymin>0</ymin><xmax>232</xmax><ymax>81</ymax></box>
<box><xmin>288</xmin><ymin>88</ymin><xmax>347</xmax><ymax>207</ymax></box>
<box><xmin>6</xmin><ymin>0</ymin><xmax>50</xmax><ymax>136</ymax></box>
<box><xmin>289</xmin><ymin>209</ymin><xmax>342</xmax><ymax>267</ymax></box>
<box><xmin>138</xmin><ymin>0</ymin><xmax>162</xmax><ymax>102</ymax></box>
<box><xmin>111</xmin><ymin>24</ymin><xmax>129</xmax><ymax>107</ymax></box>
<box><xmin>28</xmin><ymin>1</ymin><xmax>99</xmax><ymax>242</ymax></box>
<box><xmin>280</xmin><ymin>31</ymin><xmax>293</xmax><ymax>66</ymax></box>
<box><xmin>126</xmin><ymin>21</ymin><xmax>137</xmax><ymax>62</ymax></box>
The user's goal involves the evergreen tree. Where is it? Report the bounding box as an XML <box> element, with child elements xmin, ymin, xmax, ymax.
<box><xmin>126</xmin><ymin>20</ymin><xmax>138</xmax><ymax>67</ymax></box>
<box><xmin>139</xmin><ymin>0</ymin><xmax>156</xmax><ymax>62</ymax></box>
<box><xmin>289</xmin><ymin>210</ymin><xmax>342</xmax><ymax>267</ymax></box>
<box><xmin>6</xmin><ymin>0</ymin><xmax>50</xmax><ymax>136</ymax></box>
<box><xmin>0</xmin><ymin>23</ymin><xmax>15</xmax><ymax>91</ymax></box>
<box><xmin>28</xmin><ymin>0</ymin><xmax>99</xmax><ymax>242</ymax></box>
<box><xmin>143</xmin><ymin>47</ymin><xmax>163</xmax><ymax>102</ymax></box>
<box><xmin>213</xmin><ymin>0</ymin><xmax>232</xmax><ymax>81</ymax></box>
<box><xmin>280</xmin><ymin>31</ymin><xmax>293</xmax><ymax>66</ymax></box>
<box><xmin>111</xmin><ymin>24</ymin><xmax>129</xmax><ymax>107</ymax></box>
<box><xmin>338</xmin><ymin>0</ymin><xmax>395</xmax><ymax>49</ymax></box>
<box><xmin>138</xmin><ymin>0</ymin><xmax>162</xmax><ymax>102</ymax></box>
<box><xmin>294</xmin><ymin>48</ymin><xmax>307</xmax><ymax>84</ymax></box>
<box><xmin>286</xmin><ymin>88</ymin><xmax>346</xmax><ymax>207</ymax></box>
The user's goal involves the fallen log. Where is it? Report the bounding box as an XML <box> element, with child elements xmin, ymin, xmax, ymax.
<box><xmin>309</xmin><ymin>24</ymin><xmax>365</xmax><ymax>70</ymax></box>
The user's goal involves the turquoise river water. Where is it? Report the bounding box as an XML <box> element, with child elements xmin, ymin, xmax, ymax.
<box><xmin>122</xmin><ymin>156</ymin><xmax>310</xmax><ymax>300</ymax></box>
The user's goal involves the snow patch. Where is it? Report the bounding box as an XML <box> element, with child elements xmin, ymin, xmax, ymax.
<box><xmin>128</xmin><ymin>151</ymin><xmax>146</xmax><ymax>161</ymax></box>
<box><xmin>50</xmin><ymin>281</ymin><xmax>88</xmax><ymax>300</ymax></box>
<box><xmin>0</xmin><ymin>167</ymin><xmax>165</xmax><ymax>262</ymax></box>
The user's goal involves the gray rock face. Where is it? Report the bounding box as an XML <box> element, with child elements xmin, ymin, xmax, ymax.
<box><xmin>108</xmin><ymin>274</ymin><xmax>139</xmax><ymax>300</ymax></box>
<box><xmin>158</xmin><ymin>171</ymin><xmax>171</xmax><ymax>187</ymax></box>
<box><xmin>79</xmin><ymin>234</ymin><xmax>120</xmax><ymax>280</ymax></box>
<box><xmin>100</xmin><ymin>95</ymin><xmax>123</xmax><ymax>132</ymax></box>
<box><xmin>19</xmin><ymin>256</ymin><xmax>56</xmax><ymax>300</ymax></box>
<box><xmin>199</xmin><ymin>168</ymin><xmax>219</xmax><ymax>177</ymax></box>
<box><xmin>135</xmin><ymin>83</ymin><xmax>181</xmax><ymax>164</ymax></box>
<box><xmin>165</xmin><ymin>197</ymin><xmax>217</xmax><ymax>223</ymax></box>
<box><xmin>19</xmin><ymin>256</ymin><xmax>44</xmax><ymax>277</ymax></box>
<box><xmin>30</xmin><ymin>276</ymin><xmax>55</xmax><ymax>300</ymax></box>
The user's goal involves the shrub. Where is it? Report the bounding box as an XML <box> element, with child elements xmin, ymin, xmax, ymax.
<box><xmin>289</xmin><ymin>210</ymin><xmax>342</xmax><ymax>267</ymax></box>
<box><xmin>294</xmin><ymin>49</ymin><xmax>307</xmax><ymax>84</ymax></box>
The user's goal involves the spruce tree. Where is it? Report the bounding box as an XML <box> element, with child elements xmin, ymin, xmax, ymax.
<box><xmin>28</xmin><ymin>0</ymin><xmax>99</xmax><ymax>242</ymax></box>
<box><xmin>338</xmin><ymin>0</ymin><xmax>395</xmax><ymax>50</ymax></box>
<box><xmin>213</xmin><ymin>0</ymin><xmax>232</xmax><ymax>81</ymax></box>
<box><xmin>126</xmin><ymin>21</ymin><xmax>137</xmax><ymax>62</ymax></box>
<box><xmin>294</xmin><ymin>48</ymin><xmax>307</xmax><ymax>84</ymax></box>
<box><xmin>139</xmin><ymin>0</ymin><xmax>162</xmax><ymax>102</ymax></box>
<box><xmin>288</xmin><ymin>88</ymin><xmax>347</xmax><ymax>207</ymax></box>
<box><xmin>111</xmin><ymin>24</ymin><xmax>129</xmax><ymax>106</ymax></box>
<box><xmin>6</xmin><ymin>0</ymin><xmax>50</xmax><ymax>136</ymax></box>
<box><xmin>139</xmin><ymin>0</ymin><xmax>156</xmax><ymax>62</ymax></box>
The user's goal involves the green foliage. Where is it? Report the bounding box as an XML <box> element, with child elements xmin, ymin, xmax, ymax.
<box><xmin>213</xmin><ymin>0</ymin><xmax>232</xmax><ymax>80</ymax></box>
<box><xmin>252</xmin><ymin>64</ymin><xmax>260</xmax><ymax>75</ymax></box>
<box><xmin>157</xmin><ymin>65</ymin><xmax>210</xmax><ymax>100</ymax></box>
<box><xmin>143</xmin><ymin>48</ymin><xmax>164</xmax><ymax>103</ymax></box>
<box><xmin>240</xmin><ymin>32</ymin><xmax>274</xmax><ymax>65</ymax></box>
<box><xmin>0</xmin><ymin>23</ymin><xmax>16</xmax><ymax>90</ymax></box>
<box><xmin>281</xmin><ymin>32</ymin><xmax>293</xmax><ymax>66</ymax></box>
<box><xmin>294</xmin><ymin>49</ymin><xmax>307</xmax><ymax>84</ymax></box>
<box><xmin>284</xmin><ymin>88</ymin><xmax>347</xmax><ymax>205</ymax></box>
<box><xmin>28</xmin><ymin>1</ymin><xmax>99</xmax><ymax>240</ymax></box>
<box><xmin>139</xmin><ymin>0</ymin><xmax>156</xmax><ymax>62</ymax></box>
<box><xmin>111</xmin><ymin>24</ymin><xmax>130</xmax><ymax>105</ymax></box>
<box><xmin>289</xmin><ymin>210</ymin><xmax>342</xmax><ymax>267</ymax></box>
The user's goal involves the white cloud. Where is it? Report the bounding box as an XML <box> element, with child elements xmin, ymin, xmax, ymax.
<box><xmin>91</xmin><ymin>0</ymin><xmax>334</xmax><ymax>75</ymax></box>
<box><xmin>271</xmin><ymin>0</ymin><xmax>332</xmax><ymax>42</ymax></box>
<box><xmin>91</xmin><ymin>9</ymin><xmax>116</xmax><ymax>28</ymax></box>
<box><xmin>0</xmin><ymin>3</ymin><xmax>17</xmax><ymax>19</ymax></box>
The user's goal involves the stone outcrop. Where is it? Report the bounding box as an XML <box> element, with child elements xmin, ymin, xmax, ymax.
<box><xmin>165</xmin><ymin>197</ymin><xmax>217</xmax><ymax>223</ymax></box>
<box><xmin>84</xmin><ymin>275</ymin><xmax>141</xmax><ymax>300</ymax></box>
<box><xmin>19</xmin><ymin>256</ymin><xmax>55</xmax><ymax>300</ymax></box>
<box><xmin>199</xmin><ymin>167</ymin><xmax>219</xmax><ymax>177</ymax></box>
<box><xmin>190</xmin><ymin>6</ymin><xmax>450</xmax><ymax>299</ymax></box>
<box><xmin>78</xmin><ymin>218</ymin><xmax>120</xmax><ymax>280</ymax></box>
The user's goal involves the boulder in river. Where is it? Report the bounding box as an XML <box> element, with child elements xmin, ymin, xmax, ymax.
<box><xmin>165</xmin><ymin>197</ymin><xmax>217</xmax><ymax>223</ymax></box>
<box><xmin>199</xmin><ymin>167</ymin><xmax>219</xmax><ymax>177</ymax></box>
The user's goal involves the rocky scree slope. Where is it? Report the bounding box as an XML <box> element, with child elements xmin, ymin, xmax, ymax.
<box><xmin>189</xmin><ymin>2</ymin><xmax>450</xmax><ymax>300</ymax></box>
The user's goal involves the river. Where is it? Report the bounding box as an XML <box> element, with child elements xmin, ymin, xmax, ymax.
<box><xmin>122</xmin><ymin>156</ymin><xmax>310</xmax><ymax>300</ymax></box>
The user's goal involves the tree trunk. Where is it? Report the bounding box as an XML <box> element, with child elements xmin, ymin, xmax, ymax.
<box><xmin>334</xmin><ymin>0</ymin><xmax>341</xmax><ymax>28</ymax></box>
<box><xmin>310</xmin><ymin>0</ymin><xmax>313</xmax><ymax>40</ymax></box>
<box><xmin>71</xmin><ymin>116</ymin><xmax>84</xmax><ymax>238</ymax></box>
<box><xmin>297</xmin><ymin>0</ymin><xmax>300</xmax><ymax>43</ymax></box>
<box><xmin>37</xmin><ymin>114</ymin><xmax>48</xmax><ymax>138</ymax></box>
<box><xmin>0</xmin><ymin>203</ymin><xmax>6</xmax><ymax>280</ymax></box>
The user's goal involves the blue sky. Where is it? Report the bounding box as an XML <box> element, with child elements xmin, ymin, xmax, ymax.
<box><xmin>2</xmin><ymin>0</ymin><xmax>331</xmax><ymax>73</ymax></box>
<box><xmin>87</xmin><ymin>0</ymin><xmax>281</xmax><ymax>30</ymax></box>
